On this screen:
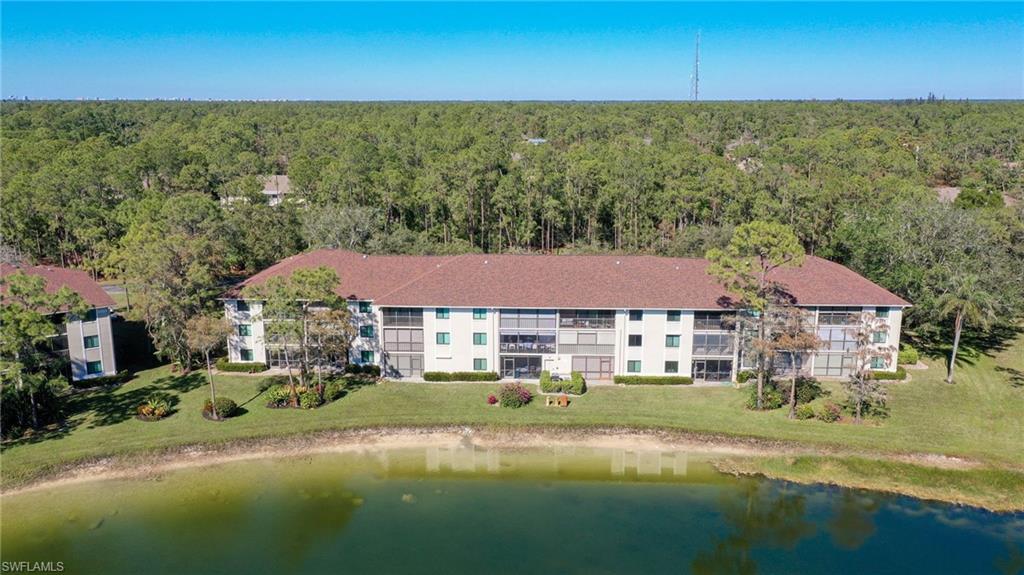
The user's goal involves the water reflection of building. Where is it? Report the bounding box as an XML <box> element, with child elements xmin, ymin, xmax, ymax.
<box><xmin>611</xmin><ymin>450</ymin><xmax>688</xmax><ymax>477</ymax></box>
<box><xmin>415</xmin><ymin>445</ymin><xmax>691</xmax><ymax>479</ymax></box>
<box><xmin>425</xmin><ymin>445</ymin><xmax>501</xmax><ymax>474</ymax></box>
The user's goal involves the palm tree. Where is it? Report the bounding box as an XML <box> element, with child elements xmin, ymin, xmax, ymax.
<box><xmin>937</xmin><ymin>275</ymin><xmax>996</xmax><ymax>384</ymax></box>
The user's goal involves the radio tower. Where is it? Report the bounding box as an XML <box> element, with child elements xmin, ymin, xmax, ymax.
<box><xmin>691</xmin><ymin>31</ymin><xmax>701</xmax><ymax>101</ymax></box>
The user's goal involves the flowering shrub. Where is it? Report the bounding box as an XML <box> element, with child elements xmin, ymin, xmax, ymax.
<box><xmin>817</xmin><ymin>402</ymin><xmax>842</xmax><ymax>423</ymax></box>
<box><xmin>487</xmin><ymin>394</ymin><xmax>498</xmax><ymax>405</ymax></box>
<box><xmin>498</xmin><ymin>382</ymin><xmax>532</xmax><ymax>408</ymax></box>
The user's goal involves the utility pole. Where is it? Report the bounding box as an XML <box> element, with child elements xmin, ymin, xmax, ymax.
<box><xmin>691</xmin><ymin>31</ymin><xmax>701</xmax><ymax>101</ymax></box>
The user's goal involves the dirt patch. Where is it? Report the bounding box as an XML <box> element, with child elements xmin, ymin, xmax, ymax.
<box><xmin>0</xmin><ymin>426</ymin><xmax>990</xmax><ymax>496</ymax></box>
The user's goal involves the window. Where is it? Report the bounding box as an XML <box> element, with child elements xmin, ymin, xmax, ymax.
<box><xmin>500</xmin><ymin>331</ymin><xmax>556</xmax><ymax>354</ymax></box>
<box><xmin>875</xmin><ymin>307</ymin><xmax>889</xmax><ymax>319</ymax></box>
<box><xmin>384</xmin><ymin>328</ymin><xmax>424</xmax><ymax>352</ymax></box>
<box><xmin>629</xmin><ymin>310</ymin><xmax>643</xmax><ymax>321</ymax></box>
<box><xmin>436</xmin><ymin>332</ymin><xmax>451</xmax><ymax>345</ymax></box>
<box><xmin>814</xmin><ymin>353</ymin><xmax>855</xmax><ymax>377</ymax></box>
<box><xmin>83</xmin><ymin>335</ymin><xmax>100</xmax><ymax>349</ymax></box>
<box><xmin>817</xmin><ymin>307</ymin><xmax>862</xmax><ymax>326</ymax></box>
<box><xmin>627</xmin><ymin>360</ymin><xmax>641</xmax><ymax>373</ymax></box>
<box><xmin>500</xmin><ymin>309</ymin><xmax>557</xmax><ymax>329</ymax></box>
<box><xmin>360</xmin><ymin>325</ymin><xmax>375</xmax><ymax>338</ymax></box>
<box><xmin>86</xmin><ymin>360</ymin><xmax>103</xmax><ymax>375</ymax></box>
<box><xmin>236</xmin><ymin>300</ymin><xmax>250</xmax><ymax>312</ymax></box>
<box><xmin>666</xmin><ymin>335</ymin><xmax>680</xmax><ymax>348</ymax></box>
<box><xmin>558</xmin><ymin>309</ymin><xmax>615</xmax><ymax>329</ymax></box>
<box><xmin>665</xmin><ymin>361</ymin><xmax>679</xmax><ymax>373</ymax></box>
<box><xmin>473</xmin><ymin>308</ymin><xmax>487</xmax><ymax>320</ymax></box>
<box><xmin>83</xmin><ymin>308</ymin><xmax>98</xmax><ymax>322</ymax></box>
<box><xmin>872</xmin><ymin>331</ymin><xmax>888</xmax><ymax>344</ymax></box>
<box><xmin>628</xmin><ymin>334</ymin><xmax>642</xmax><ymax>347</ymax></box>
<box><xmin>382</xmin><ymin>308</ymin><xmax>423</xmax><ymax>327</ymax></box>
<box><xmin>240</xmin><ymin>349</ymin><xmax>254</xmax><ymax>362</ymax></box>
<box><xmin>694</xmin><ymin>311</ymin><xmax>733</xmax><ymax>331</ymax></box>
<box><xmin>693</xmin><ymin>333</ymin><xmax>734</xmax><ymax>356</ymax></box>
<box><xmin>870</xmin><ymin>356</ymin><xmax>886</xmax><ymax>369</ymax></box>
<box><xmin>359</xmin><ymin>301</ymin><xmax>372</xmax><ymax>313</ymax></box>
<box><xmin>667</xmin><ymin>310</ymin><xmax>681</xmax><ymax>322</ymax></box>
<box><xmin>473</xmin><ymin>332</ymin><xmax>487</xmax><ymax>345</ymax></box>
<box><xmin>817</xmin><ymin>327</ymin><xmax>857</xmax><ymax>352</ymax></box>
<box><xmin>238</xmin><ymin>324</ymin><xmax>252</xmax><ymax>337</ymax></box>
<box><xmin>474</xmin><ymin>358</ymin><xmax>487</xmax><ymax>371</ymax></box>
<box><xmin>361</xmin><ymin>350</ymin><xmax>375</xmax><ymax>363</ymax></box>
<box><xmin>436</xmin><ymin>308</ymin><xmax>450</xmax><ymax>319</ymax></box>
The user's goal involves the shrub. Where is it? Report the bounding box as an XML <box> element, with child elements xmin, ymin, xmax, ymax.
<box><xmin>746</xmin><ymin>383</ymin><xmax>783</xmax><ymax>410</ymax></box>
<box><xmin>487</xmin><ymin>394</ymin><xmax>498</xmax><ymax>405</ymax></box>
<box><xmin>540</xmin><ymin>371</ymin><xmax>588</xmax><ymax>395</ymax></box>
<box><xmin>498</xmin><ymin>382</ymin><xmax>532</xmax><ymax>408</ymax></box>
<box><xmin>264</xmin><ymin>384</ymin><xmax>292</xmax><ymax>407</ymax></box>
<box><xmin>203</xmin><ymin>396</ymin><xmax>237</xmax><ymax>419</ymax></box>
<box><xmin>423</xmin><ymin>371</ymin><xmax>500</xmax><ymax>382</ymax></box>
<box><xmin>795</xmin><ymin>404</ymin><xmax>816</xmax><ymax>420</ymax></box>
<box><xmin>72</xmin><ymin>370</ymin><xmax>130</xmax><ymax>389</ymax></box>
<box><xmin>324</xmin><ymin>380</ymin><xmax>347</xmax><ymax>402</ymax></box>
<box><xmin>344</xmin><ymin>364</ymin><xmax>381</xmax><ymax>377</ymax></box>
<box><xmin>299</xmin><ymin>390</ymin><xmax>324</xmax><ymax>409</ymax></box>
<box><xmin>898</xmin><ymin>345</ymin><xmax>920</xmax><ymax>365</ymax></box>
<box><xmin>614</xmin><ymin>375</ymin><xmax>694</xmax><ymax>385</ymax></box>
<box><xmin>215</xmin><ymin>358</ymin><xmax>267</xmax><ymax>373</ymax></box>
<box><xmin>794</xmin><ymin>376</ymin><xmax>825</xmax><ymax>404</ymax></box>
<box><xmin>736</xmin><ymin>370</ymin><xmax>755</xmax><ymax>384</ymax></box>
<box><xmin>869</xmin><ymin>366</ymin><xmax>907</xmax><ymax>381</ymax></box>
<box><xmin>817</xmin><ymin>402</ymin><xmax>842</xmax><ymax>423</ymax></box>
<box><xmin>137</xmin><ymin>396</ymin><xmax>170</xmax><ymax>420</ymax></box>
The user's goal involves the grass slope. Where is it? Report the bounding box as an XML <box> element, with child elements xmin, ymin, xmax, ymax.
<box><xmin>2</xmin><ymin>335</ymin><xmax>1022</xmax><ymax>494</ymax></box>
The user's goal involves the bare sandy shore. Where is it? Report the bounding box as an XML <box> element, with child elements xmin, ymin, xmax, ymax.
<box><xmin>1</xmin><ymin>426</ymin><xmax>984</xmax><ymax>497</ymax></box>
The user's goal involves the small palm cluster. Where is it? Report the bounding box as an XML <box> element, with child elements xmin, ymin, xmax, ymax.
<box><xmin>137</xmin><ymin>396</ymin><xmax>170</xmax><ymax>420</ymax></box>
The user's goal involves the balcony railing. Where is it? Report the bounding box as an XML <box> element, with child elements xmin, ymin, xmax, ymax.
<box><xmin>500</xmin><ymin>317</ymin><xmax>557</xmax><ymax>329</ymax></box>
<box><xmin>559</xmin><ymin>343</ymin><xmax>616</xmax><ymax>355</ymax></box>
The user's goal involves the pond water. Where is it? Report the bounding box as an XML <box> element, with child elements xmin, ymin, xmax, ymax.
<box><xmin>2</xmin><ymin>445</ymin><xmax>1022</xmax><ymax>574</ymax></box>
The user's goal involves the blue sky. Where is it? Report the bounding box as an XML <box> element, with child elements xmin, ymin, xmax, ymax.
<box><xmin>2</xmin><ymin>2</ymin><xmax>1021</xmax><ymax>100</ymax></box>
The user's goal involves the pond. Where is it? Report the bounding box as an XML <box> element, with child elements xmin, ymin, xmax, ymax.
<box><xmin>3</xmin><ymin>445</ymin><xmax>1022</xmax><ymax>574</ymax></box>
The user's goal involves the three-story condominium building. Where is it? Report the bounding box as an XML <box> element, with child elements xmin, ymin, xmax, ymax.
<box><xmin>223</xmin><ymin>250</ymin><xmax>909</xmax><ymax>382</ymax></box>
<box><xmin>1</xmin><ymin>264</ymin><xmax>119</xmax><ymax>382</ymax></box>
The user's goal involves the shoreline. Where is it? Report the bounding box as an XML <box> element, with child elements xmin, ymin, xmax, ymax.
<box><xmin>4</xmin><ymin>426</ymin><xmax>1019</xmax><ymax>511</ymax></box>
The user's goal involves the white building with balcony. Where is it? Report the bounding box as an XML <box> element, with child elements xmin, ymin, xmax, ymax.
<box><xmin>223</xmin><ymin>250</ymin><xmax>909</xmax><ymax>383</ymax></box>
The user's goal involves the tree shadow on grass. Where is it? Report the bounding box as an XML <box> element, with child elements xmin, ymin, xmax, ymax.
<box><xmin>914</xmin><ymin>323</ymin><xmax>1023</xmax><ymax>364</ymax></box>
<box><xmin>994</xmin><ymin>367</ymin><xmax>1024</xmax><ymax>390</ymax></box>
<box><xmin>70</xmin><ymin>372</ymin><xmax>205</xmax><ymax>429</ymax></box>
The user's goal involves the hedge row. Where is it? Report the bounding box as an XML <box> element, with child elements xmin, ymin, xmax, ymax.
<box><xmin>614</xmin><ymin>375</ymin><xmax>694</xmax><ymax>386</ymax></box>
<box><xmin>215</xmin><ymin>358</ymin><xmax>268</xmax><ymax>373</ymax></box>
<box><xmin>539</xmin><ymin>370</ymin><xmax>587</xmax><ymax>395</ymax></box>
<box><xmin>423</xmin><ymin>371</ymin><xmax>500</xmax><ymax>382</ymax></box>
<box><xmin>71</xmin><ymin>370</ymin><xmax>131</xmax><ymax>388</ymax></box>
<box><xmin>869</xmin><ymin>366</ymin><xmax>908</xmax><ymax>380</ymax></box>
<box><xmin>344</xmin><ymin>364</ymin><xmax>381</xmax><ymax>377</ymax></box>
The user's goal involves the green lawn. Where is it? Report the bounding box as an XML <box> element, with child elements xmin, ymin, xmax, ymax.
<box><xmin>2</xmin><ymin>335</ymin><xmax>1022</xmax><ymax>490</ymax></box>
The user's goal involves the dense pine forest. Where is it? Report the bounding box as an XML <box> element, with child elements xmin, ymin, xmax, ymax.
<box><xmin>2</xmin><ymin>101</ymin><xmax>1023</xmax><ymax>336</ymax></box>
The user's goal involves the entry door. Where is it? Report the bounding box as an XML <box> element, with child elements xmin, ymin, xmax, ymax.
<box><xmin>692</xmin><ymin>360</ymin><xmax>706</xmax><ymax>381</ymax></box>
<box><xmin>502</xmin><ymin>357</ymin><xmax>515</xmax><ymax>379</ymax></box>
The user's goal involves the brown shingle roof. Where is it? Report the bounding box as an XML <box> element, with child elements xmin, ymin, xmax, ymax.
<box><xmin>0</xmin><ymin>264</ymin><xmax>116</xmax><ymax>309</ymax></box>
<box><xmin>229</xmin><ymin>250</ymin><xmax>910</xmax><ymax>309</ymax></box>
